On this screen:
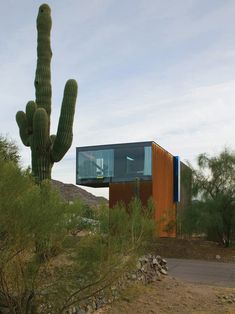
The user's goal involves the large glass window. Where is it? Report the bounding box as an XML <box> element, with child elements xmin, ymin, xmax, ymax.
<box><xmin>114</xmin><ymin>146</ymin><xmax>152</xmax><ymax>181</ymax></box>
<box><xmin>76</xmin><ymin>142</ymin><xmax>152</xmax><ymax>187</ymax></box>
<box><xmin>77</xmin><ymin>149</ymin><xmax>114</xmax><ymax>179</ymax></box>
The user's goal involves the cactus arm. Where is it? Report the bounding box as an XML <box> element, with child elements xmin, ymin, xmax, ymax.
<box><xmin>16</xmin><ymin>111</ymin><xmax>30</xmax><ymax>147</ymax></box>
<box><xmin>34</xmin><ymin>4</ymin><xmax>52</xmax><ymax>117</ymax></box>
<box><xmin>51</xmin><ymin>79</ymin><xmax>78</xmax><ymax>162</ymax></box>
<box><xmin>16</xmin><ymin>4</ymin><xmax>78</xmax><ymax>182</ymax></box>
<box><xmin>33</xmin><ymin>108</ymin><xmax>49</xmax><ymax>151</ymax></box>
<box><xmin>26</xmin><ymin>101</ymin><xmax>37</xmax><ymax>133</ymax></box>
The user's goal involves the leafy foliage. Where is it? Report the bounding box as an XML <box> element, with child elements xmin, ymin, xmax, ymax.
<box><xmin>181</xmin><ymin>149</ymin><xmax>235</xmax><ymax>246</ymax></box>
<box><xmin>53</xmin><ymin>199</ymin><xmax>155</xmax><ymax>312</ymax></box>
<box><xmin>0</xmin><ymin>158</ymin><xmax>68</xmax><ymax>312</ymax></box>
<box><xmin>0</xmin><ymin>157</ymin><xmax>155</xmax><ymax>313</ymax></box>
<box><xmin>0</xmin><ymin>134</ymin><xmax>20</xmax><ymax>164</ymax></box>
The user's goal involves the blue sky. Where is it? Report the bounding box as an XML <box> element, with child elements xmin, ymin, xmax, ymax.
<box><xmin>0</xmin><ymin>0</ymin><xmax>235</xmax><ymax>197</ymax></box>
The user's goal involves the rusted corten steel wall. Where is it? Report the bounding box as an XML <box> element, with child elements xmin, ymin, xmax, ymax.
<box><xmin>109</xmin><ymin>181</ymin><xmax>152</xmax><ymax>209</ymax></box>
<box><xmin>109</xmin><ymin>143</ymin><xmax>177</xmax><ymax>237</ymax></box>
<box><xmin>152</xmin><ymin>143</ymin><xmax>176</xmax><ymax>237</ymax></box>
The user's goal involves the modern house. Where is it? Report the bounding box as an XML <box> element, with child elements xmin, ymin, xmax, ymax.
<box><xmin>76</xmin><ymin>141</ymin><xmax>190</xmax><ymax>237</ymax></box>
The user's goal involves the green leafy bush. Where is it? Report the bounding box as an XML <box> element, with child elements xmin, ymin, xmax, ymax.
<box><xmin>180</xmin><ymin>149</ymin><xmax>235</xmax><ymax>246</ymax></box>
<box><xmin>0</xmin><ymin>134</ymin><xmax>20</xmax><ymax>164</ymax></box>
<box><xmin>0</xmin><ymin>158</ymin><xmax>155</xmax><ymax>312</ymax></box>
<box><xmin>54</xmin><ymin>199</ymin><xmax>154</xmax><ymax>312</ymax></box>
<box><xmin>0</xmin><ymin>158</ymin><xmax>68</xmax><ymax>312</ymax></box>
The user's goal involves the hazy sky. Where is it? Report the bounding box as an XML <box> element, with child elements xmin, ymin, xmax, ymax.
<box><xmin>0</xmin><ymin>0</ymin><xmax>234</xmax><ymax>198</ymax></box>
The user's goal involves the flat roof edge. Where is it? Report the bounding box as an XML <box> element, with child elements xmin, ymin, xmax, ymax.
<box><xmin>76</xmin><ymin>140</ymin><xmax>182</xmax><ymax>160</ymax></box>
<box><xmin>76</xmin><ymin>141</ymin><xmax>153</xmax><ymax>151</ymax></box>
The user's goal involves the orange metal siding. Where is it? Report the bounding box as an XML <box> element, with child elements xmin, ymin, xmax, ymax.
<box><xmin>109</xmin><ymin>142</ymin><xmax>177</xmax><ymax>238</ymax></box>
<box><xmin>152</xmin><ymin>143</ymin><xmax>176</xmax><ymax>237</ymax></box>
<box><xmin>109</xmin><ymin>181</ymin><xmax>152</xmax><ymax>208</ymax></box>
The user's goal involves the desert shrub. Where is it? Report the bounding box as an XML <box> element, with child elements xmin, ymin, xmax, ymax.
<box><xmin>0</xmin><ymin>158</ymin><xmax>69</xmax><ymax>312</ymax></box>
<box><xmin>0</xmin><ymin>134</ymin><xmax>20</xmax><ymax>164</ymax></box>
<box><xmin>66</xmin><ymin>200</ymin><xmax>98</xmax><ymax>233</ymax></box>
<box><xmin>53</xmin><ymin>199</ymin><xmax>155</xmax><ymax>312</ymax></box>
<box><xmin>0</xmin><ymin>157</ymin><xmax>155</xmax><ymax>313</ymax></box>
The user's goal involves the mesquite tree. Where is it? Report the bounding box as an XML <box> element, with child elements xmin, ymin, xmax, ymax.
<box><xmin>181</xmin><ymin>149</ymin><xmax>235</xmax><ymax>246</ymax></box>
<box><xmin>16</xmin><ymin>4</ymin><xmax>78</xmax><ymax>182</ymax></box>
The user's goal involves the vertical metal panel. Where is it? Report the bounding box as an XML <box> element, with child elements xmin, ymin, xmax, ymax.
<box><xmin>109</xmin><ymin>142</ymin><xmax>177</xmax><ymax>238</ymax></box>
<box><xmin>173</xmin><ymin>156</ymin><xmax>181</xmax><ymax>202</ymax></box>
<box><xmin>109</xmin><ymin>181</ymin><xmax>152</xmax><ymax>208</ymax></box>
<box><xmin>152</xmin><ymin>143</ymin><xmax>176</xmax><ymax>237</ymax></box>
<box><xmin>109</xmin><ymin>182</ymin><xmax>134</xmax><ymax>208</ymax></box>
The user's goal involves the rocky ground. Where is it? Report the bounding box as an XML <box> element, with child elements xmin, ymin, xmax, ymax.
<box><xmin>95</xmin><ymin>238</ymin><xmax>235</xmax><ymax>314</ymax></box>
<box><xmin>97</xmin><ymin>276</ymin><xmax>235</xmax><ymax>314</ymax></box>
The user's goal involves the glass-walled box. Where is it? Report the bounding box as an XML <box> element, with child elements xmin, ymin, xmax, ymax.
<box><xmin>76</xmin><ymin>142</ymin><xmax>152</xmax><ymax>187</ymax></box>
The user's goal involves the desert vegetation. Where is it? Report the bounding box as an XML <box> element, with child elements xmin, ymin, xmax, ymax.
<box><xmin>1</xmin><ymin>2</ymin><xmax>234</xmax><ymax>313</ymax></box>
<box><xmin>0</xmin><ymin>135</ymin><xmax>154</xmax><ymax>313</ymax></box>
<box><xmin>16</xmin><ymin>4</ymin><xmax>78</xmax><ymax>182</ymax></box>
<box><xmin>180</xmin><ymin>148</ymin><xmax>235</xmax><ymax>246</ymax></box>
<box><xmin>0</xmin><ymin>4</ymin><xmax>155</xmax><ymax>312</ymax></box>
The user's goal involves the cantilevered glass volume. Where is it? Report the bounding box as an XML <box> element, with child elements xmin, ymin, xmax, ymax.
<box><xmin>76</xmin><ymin>142</ymin><xmax>152</xmax><ymax>187</ymax></box>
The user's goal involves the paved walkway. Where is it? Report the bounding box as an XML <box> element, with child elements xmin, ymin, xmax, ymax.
<box><xmin>167</xmin><ymin>258</ymin><xmax>235</xmax><ymax>287</ymax></box>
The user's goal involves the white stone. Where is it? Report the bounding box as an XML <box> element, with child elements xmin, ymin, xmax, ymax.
<box><xmin>159</xmin><ymin>268</ymin><xmax>167</xmax><ymax>275</ymax></box>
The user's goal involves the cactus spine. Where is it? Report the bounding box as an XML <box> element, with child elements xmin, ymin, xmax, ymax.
<box><xmin>16</xmin><ymin>4</ymin><xmax>78</xmax><ymax>182</ymax></box>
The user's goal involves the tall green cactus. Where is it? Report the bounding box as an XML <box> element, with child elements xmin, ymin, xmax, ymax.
<box><xmin>16</xmin><ymin>4</ymin><xmax>78</xmax><ymax>182</ymax></box>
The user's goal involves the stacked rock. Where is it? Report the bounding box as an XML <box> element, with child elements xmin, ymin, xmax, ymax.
<box><xmin>65</xmin><ymin>254</ymin><xmax>168</xmax><ymax>314</ymax></box>
<box><xmin>130</xmin><ymin>254</ymin><xmax>168</xmax><ymax>284</ymax></box>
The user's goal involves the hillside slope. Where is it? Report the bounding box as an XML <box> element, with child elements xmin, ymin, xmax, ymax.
<box><xmin>52</xmin><ymin>180</ymin><xmax>108</xmax><ymax>207</ymax></box>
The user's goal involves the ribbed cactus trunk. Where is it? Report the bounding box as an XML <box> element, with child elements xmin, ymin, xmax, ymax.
<box><xmin>31</xmin><ymin>146</ymin><xmax>52</xmax><ymax>181</ymax></box>
<box><xmin>16</xmin><ymin>4</ymin><xmax>78</xmax><ymax>182</ymax></box>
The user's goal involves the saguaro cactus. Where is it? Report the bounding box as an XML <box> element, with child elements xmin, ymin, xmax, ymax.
<box><xmin>16</xmin><ymin>4</ymin><xmax>78</xmax><ymax>182</ymax></box>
